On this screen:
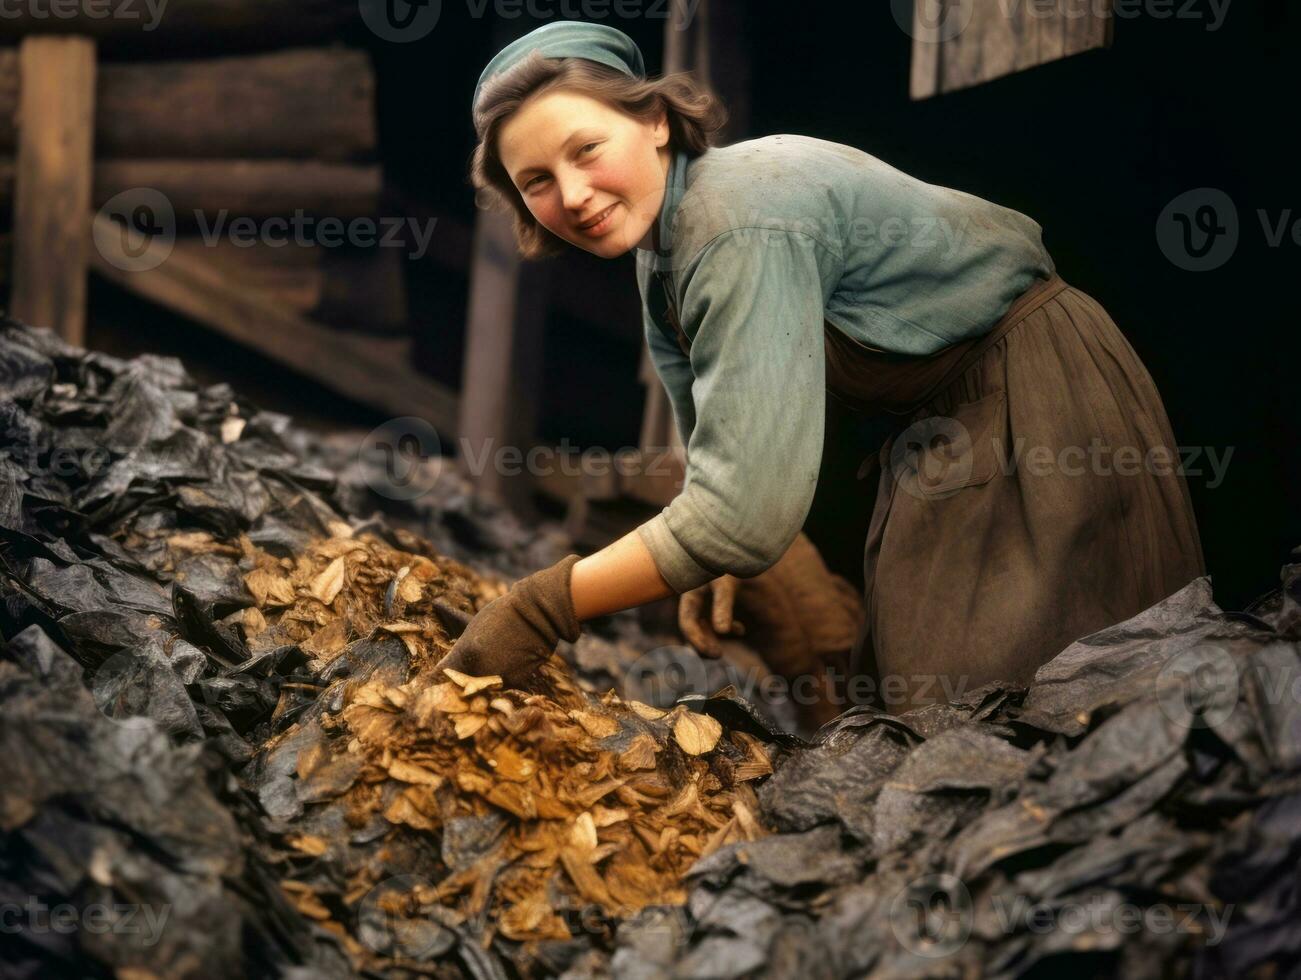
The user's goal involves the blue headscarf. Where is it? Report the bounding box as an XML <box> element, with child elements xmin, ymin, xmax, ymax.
<box><xmin>473</xmin><ymin>21</ymin><xmax>646</xmax><ymax>118</ymax></box>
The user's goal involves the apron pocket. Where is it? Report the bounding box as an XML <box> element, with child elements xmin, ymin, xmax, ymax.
<box><xmin>887</xmin><ymin>390</ymin><xmax>1007</xmax><ymax>499</ymax></box>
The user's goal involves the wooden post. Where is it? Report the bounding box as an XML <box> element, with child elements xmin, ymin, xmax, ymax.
<box><xmin>10</xmin><ymin>36</ymin><xmax>96</xmax><ymax>345</ymax></box>
<box><xmin>457</xmin><ymin>207</ymin><xmax>550</xmax><ymax>509</ymax></box>
<box><xmin>636</xmin><ymin>0</ymin><xmax>729</xmax><ymax>475</ymax></box>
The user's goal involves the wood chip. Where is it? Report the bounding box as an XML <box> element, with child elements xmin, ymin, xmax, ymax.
<box><xmin>244</xmin><ymin>568</ymin><xmax>296</xmax><ymax>607</ymax></box>
<box><xmin>387</xmin><ymin>758</ymin><xmax>444</xmax><ymax>787</ymax></box>
<box><xmin>618</xmin><ymin>733</ymin><xmax>660</xmax><ymax>771</ymax></box>
<box><xmin>379</xmin><ymin>620</ymin><xmax>423</xmax><ymax>634</ymax></box>
<box><xmin>414</xmin><ymin>682</ymin><xmax>469</xmax><ymax>719</ymax></box>
<box><xmin>454</xmin><ymin>714</ymin><xmax>488</xmax><ymax>739</ymax></box>
<box><xmin>310</xmin><ymin>556</ymin><xmax>347</xmax><ymax>605</ymax></box>
<box><xmin>443</xmin><ymin>669</ymin><xmax>503</xmax><ymax>696</ymax></box>
<box><xmin>286</xmin><ymin>834</ymin><xmax>330</xmax><ymax>856</ymax></box>
<box><xmin>628</xmin><ymin>700</ymin><xmax>667</xmax><ymax>720</ymax></box>
<box><xmin>571</xmin><ymin>812</ymin><xmax>598</xmax><ymax>854</ymax></box>
<box><xmin>672</xmin><ymin>712</ymin><xmax>722</xmax><ymax>756</ymax></box>
<box><xmin>241</xmin><ymin>605</ymin><xmax>267</xmax><ymax>638</ymax></box>
<box><xmin>569</xmin><ymin>710</ymin><xmax>620</xmax><ymax>738</ymax></box>
<box><xmin>220</xmin><ymin>416</ymin><xmax>246</xmax><ymax>444</ymax></box>
<box><xmin>302</xmin><ymin>619</ymin><xmax>348</xmax><ymax>660</ymax></box>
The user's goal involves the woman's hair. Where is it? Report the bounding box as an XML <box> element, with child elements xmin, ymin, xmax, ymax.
<box><xmin>469</xmin><ymin>51</ymin><xmax>727</xmax><ymax>259</ymax></box>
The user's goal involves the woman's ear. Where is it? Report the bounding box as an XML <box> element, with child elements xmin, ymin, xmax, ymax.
<box><xmin>652</xmin><ymin>106</ymin><xmax>670</xmax><ymax>147</ymax></box>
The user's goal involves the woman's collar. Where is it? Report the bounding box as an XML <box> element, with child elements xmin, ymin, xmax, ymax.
<box><xmin>640</xmin><ymin>148</ymin><xmax>690</xmax><ymax>266</ymax></box>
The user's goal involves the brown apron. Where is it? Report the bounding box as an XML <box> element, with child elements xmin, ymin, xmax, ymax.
<box><xmin>824</xmin><ymin>275</ymin><xmax>1206</xmax><ymax>713</ymax></box>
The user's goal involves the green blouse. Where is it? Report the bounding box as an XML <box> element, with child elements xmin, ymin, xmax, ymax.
<box><xmin>634</xmin><ymin>135</ymin><xmax>1055</xmax><ymax>593</ymax></box>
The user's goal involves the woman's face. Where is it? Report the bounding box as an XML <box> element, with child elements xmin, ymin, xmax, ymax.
<box><xmin>497</xmin><ymin>89</ymin><xmax>671</xmax><ymax>258</ymax></box>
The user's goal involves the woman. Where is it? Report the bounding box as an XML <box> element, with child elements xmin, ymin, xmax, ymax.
<box><xmin>435</xmin><ymin>21</ymin><xmax>1205</xmax><ymax>714</ymax></box>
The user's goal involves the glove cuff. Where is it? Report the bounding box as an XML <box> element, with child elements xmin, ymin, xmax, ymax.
<box><xmin>515</xmin><ymin>553</ymin><xmax>584</xmax><ymax>645</ymax></box>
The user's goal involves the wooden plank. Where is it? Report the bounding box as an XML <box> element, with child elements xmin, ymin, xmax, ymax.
<box><xmin>168</xmin><ymin>238</ymin><xmax>325</xmax><ymax>313</ymax></box>
<box><xmin>0</xmin><ymin>0</ymin><xmax>357</xmax><ymax>52</ymax></box>
<box><xmin>10</xmin><ymin>36</ymin><xmax>96</xmax><ymax>346</ymax></box>
<box><xmin>457</xmin><ymin>207</ymin><xmax>549</xmax><ymax>508</ymax></box>
<box><xmin>0</xmin><ymin>159</ymin><xmax>380</xmax><ymax>220</ymax></box>
<box><xmin>0</xmin><ymin>50</ymin><xmax>16</xmax><ymax>153</ymax></box>
<box><xmin>0</xmin><ymin>47</ymin><xmax>376</xmax><ymax>159</ymax></box>
<box><xmin>911</xmin><ymin>0</ymin><xmax>1111</xmax><ymax>99</ymax></box>
<box><xmin>169</xmin><ymin>237</ymin><xmax>410</xmax><ymax>331</ymax></box>
<box><xmin>88</xmin><ymin>212</ymin><xmax>458</xmax><ymax>432</ymax></box>
<box><xmin>95</xmin><ymin>48</ymin><xmax>376</xmax><ymax>160</ymax></box>
<box><xmin>92</xmin><ymin>159</ymin><xmax>382</xmax><ymax>221</ymax></box>
<box><xmin>909</xmin><ymin>0</ymin><xmax>946</xmax><ymax>100</ymax></box>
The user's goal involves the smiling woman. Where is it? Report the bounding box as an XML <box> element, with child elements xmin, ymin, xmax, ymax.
<box><xmin>469</xmin><ymin>29</ymin><xmax>725</xmax><ymax>259</ymax></box>
<box><xmin>438</xmin><ymin>21</ymin><xmax>1206</xmax><ymax>716</ymax></box>
<box><xmin>496</xmin><ymin>89</ymin><xmax>670</xmax><ymax>257</ymax></box>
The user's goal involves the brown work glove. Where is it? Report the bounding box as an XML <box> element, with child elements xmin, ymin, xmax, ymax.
<box><xmin>678</xmin><ymin>533</ymin><xmax>864</xmax><ymax>728</ymax></box>
<box><xmin>677</xmin><ymin>574</ymin><xmax>743</xmax><ymax>657</ymax></box>
<box><xmin>433</xmin><ymin>554</ymin><xmax>583</xmax><ymax>688</ymax></box>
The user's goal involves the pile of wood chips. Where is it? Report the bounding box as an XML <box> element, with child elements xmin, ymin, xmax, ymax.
<box><xmin>170</xmin><ymin>524</ymin><xmax>775</xmax><ymax>957</ymax></box>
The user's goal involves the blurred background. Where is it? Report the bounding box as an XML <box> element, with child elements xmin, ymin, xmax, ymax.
<box><xmin>0</xmin><ymin>0</ymin><xmax>1293</xmax><ymax>608</ymax></box>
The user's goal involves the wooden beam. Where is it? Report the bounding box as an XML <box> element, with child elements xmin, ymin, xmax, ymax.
<box><xmin>0</xmin><ymin>0</ymin><xmax>357</xmax><ymax>53</ymax></box>
<box><xmin>0</xmin><ymin>159</ymin><xmax>381</xmax><ymax>221</ymax></box>
<box><xmin>88</xmin><ymin>212</ymin><xmax>458</xmax><ymax>433</ymax></box>
<box><xmin>91</xmin><ymin>159</ymin><xmax>382</xmax><ymax>221</ymax></box>
<box><xmin>458</xmin><ymin>208</ymin><xmax>549</xmax><ymax>509</ymax></box>
<box><xmin>911</xmin><ymin>0</ymin><xmax>1112</xmax><ymax>100</ymax></box>
<box><xmin>10</xmin><ymin>36</ymin><xmax>97</xmax><ymax>346</ymax></box>
<box><xmin>95</xmin><ymin>48</ymin><xmax>376</xmax><ymax>161</ymax></box>
<box><xmin>0</xmin><ymin>48</ymin><xmax>376</xmax><ymax>160</ymax></box>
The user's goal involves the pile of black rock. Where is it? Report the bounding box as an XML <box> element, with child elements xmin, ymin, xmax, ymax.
<box><xmin>1</xmin><ymin>318</ymin><xmax>1297</xmax><ymax>979</ymax></box>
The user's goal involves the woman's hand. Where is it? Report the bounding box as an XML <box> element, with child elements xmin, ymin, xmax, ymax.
<box><xmin>433</xmin><ymin>554</ymin><xmax>582</xmax><ymax>688</ymax></box>
<box><xmin>678</xmin><ymin>575</ymin><xmax>744</xmax><ymax>658</ymax></box>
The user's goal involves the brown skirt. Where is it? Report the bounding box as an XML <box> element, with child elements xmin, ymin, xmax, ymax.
<box><xmin>831</xmin><ymin>276</ymin><xmax>1206</xmax><ymax>714</ymax></box>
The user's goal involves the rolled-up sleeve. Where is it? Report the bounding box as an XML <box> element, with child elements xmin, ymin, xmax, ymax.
<box><xmin>636</xmin><ymin>229</ymin><xmax>831</xmax><ymax>593</ymax></box>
